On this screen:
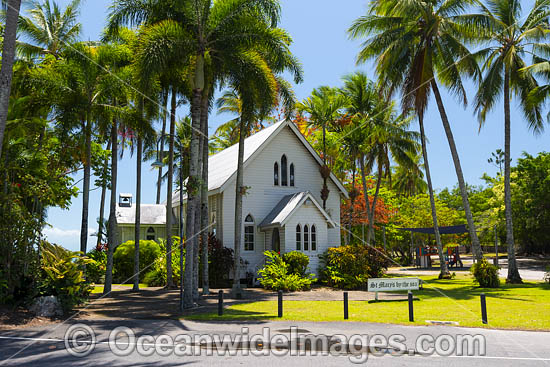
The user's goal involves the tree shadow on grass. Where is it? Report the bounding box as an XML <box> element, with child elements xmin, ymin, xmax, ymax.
<box><xmin>402</xmin><ymin>281</ymin><xmax>550</xmax><ymax>301</ymax></box>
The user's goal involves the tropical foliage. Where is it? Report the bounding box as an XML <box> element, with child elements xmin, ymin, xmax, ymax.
<box><xmin>258</xmin><ymin>251</ymin><xmax>315</xmax><ymax>291</ymax></box>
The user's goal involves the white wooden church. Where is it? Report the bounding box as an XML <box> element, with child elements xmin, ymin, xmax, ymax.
<box><xmin>116</xmin><ymin>119</ymin><xmax>348</xmax><ymax>276</ymax></box>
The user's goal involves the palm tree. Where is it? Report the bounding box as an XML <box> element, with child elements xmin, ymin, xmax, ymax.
<box><xmin>467</xmin><ymin>0</ymin><xmax>549</xmax><ymax>283</ymax></box>
<box><xmin>349</xmin><ymin>0</ymin><xmax>485</xmax><ymax>276</ymax></box>
<box><xmin>0</xmin><ymin>0</ymin><xmax>23</xmax><ymax>160</ymax></box>
<box><xmin>15</xmin><ymin>0</ymin><xmax>82</xmax><ymax>59</ymax></box>
<box><xmin>339</xmin><ymin>72</ymin><xmax>379</xmax><ymax>245</ymax></box>
<box><xmin>297</xmin><ymin>87</ymin><xmax>347</xmax><ymax>209</ymax></box>
<box><xmin>363</xmin><ymin>104</ymin><xmax>419</xmax><ymax>245</ymax></box>
<box><xmin>50</xmin><ymin>42</ymin><xmax>114</xmax><ymax>257</ymax></box>
<box><xmin>393</xmin><ymin>153</ymin><xmax>427</xmax><ymax>197</ymax></box>
<box><xmin>108</xmin><ymin>0</ymin><xmax>190</xmax><ymax>290</ymax></box>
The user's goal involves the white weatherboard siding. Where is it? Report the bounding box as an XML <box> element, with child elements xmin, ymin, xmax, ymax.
<box><xmin>284</xmin><ymin>203</ymin><xmax>328</xmax><ymax>276</ymax></box>
<box><xmin>221</xmin><ymin>124</ymin><xmax>342</xmax><ymax>276</ymax></box>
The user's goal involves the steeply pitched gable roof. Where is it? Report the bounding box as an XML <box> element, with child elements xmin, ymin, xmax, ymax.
<box><xmin>171</xmin><ymin>119</ymin><xmax>348</xmax><ymax>205</ymax></box>
<box><xmin>259</xmin><ymin>191</ymin><xmax>336</xmax><ymax>229</ymax></box>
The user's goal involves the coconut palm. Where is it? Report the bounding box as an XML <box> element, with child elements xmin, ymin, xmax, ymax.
<box><xmin>0</xmin><ymin>0</ymin><xmax>23</xmax><ymax>160</ymax></box>
<box><xmin>467</xmin><ymin>0</ymin><xmax>549</xmax><ymax>283</ymax></box>
<box><xmin>14</xmin><ymin>0</ymin><xmax>82</xmax><ymax>59</ymax></box>
<box><xmin>393</xmin><ymin>153</ymin><xmax>427</xmax><ymax>197</ymax></box>
<box><xmin>349</xmin><ymin>0</ymin><xmax>485</xmax><ymax>276</ymax></box>
<box><xmin>339</xmin><ymin>72</ymin><xmax>379</xmax><ymax>245</ymax></box>
<box><xmin>363</xmin><ymin>104</ymin><xmax>419</xmax><ymax>245</ymax></box>
<box><xmin>297</xmin><ymin>86</ymin><xmax>347</xmax><ymax>209</ymax></box>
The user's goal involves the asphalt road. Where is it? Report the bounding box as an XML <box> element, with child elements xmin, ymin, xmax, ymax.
<box><xmin>1</xmin><ymin>319</ymin><xmax>549</xmax><ymax>366</ymax></box>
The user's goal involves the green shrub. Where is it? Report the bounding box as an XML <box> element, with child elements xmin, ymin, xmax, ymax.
<box><xmin>85</xmin><ymin>248</ymin><xmax>106</xmax><ymax>284</ymax></box>
<box><xmin>319</xmin><ymin>245</ymin><xmax>391</xmax><ymax>289</ymax></box>
<box><xmin>113</xmin><ymin>240</ymin><xmax>162</xmax><ymax>283</ymax></box>
<box><xmin>38</xmin><ymin>241</ymin><xmax>93</xmax><ymax>311</ymax></box>
<box><xmin>142</xmin><ymin>238</ymin><xmax>183</xmax><ymax>287</ymax></box>
<box><xmin>471</xmin><ymin>258</ymin><xmax>500</xmax><ymax>288</ymax></box>
<box><xmin>258</xmin><ymin>251</ymin><xmax>315</xmax><ymax>291</ymax></box>
<box><xmin>202</xmin><ymin>234</ymin><xmax>234</xmax><ymax>288</ymax></box>
<box><xmin>282</xmin><ymin>251</ymin><xmax>309</xmax><ymax>276</ymax></box>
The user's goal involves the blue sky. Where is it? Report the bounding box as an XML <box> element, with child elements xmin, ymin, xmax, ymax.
<box><xmin>44</xmin><ymin>0</ymin><xmax>550</xmax><ymax>251</ymax></box>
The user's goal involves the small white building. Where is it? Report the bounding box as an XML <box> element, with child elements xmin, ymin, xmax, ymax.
<box><xmin>174</xmin><ymin>119</ymin><xmax>348</xmax><ymax>276</ymax></box>
<box><xmin>116</xmin><ymin>119</ymin><xmax>348</xmax><ymax>277</ymax></box>
<box><xmin>115</xmin><ymin>193</ymin><xmax>177</xmax><ymax>245</ymax></box>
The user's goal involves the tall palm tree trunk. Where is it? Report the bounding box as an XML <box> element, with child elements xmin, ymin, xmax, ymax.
<box><xmin>96</xmin><ymin>140</ymin><xmax>111</xmax><ymax>248</ymax></box>
<box><xmin>0</xmin><ymin>0</ymin><xmax>22</xmax><ymax>159</ymax></box>
<box><xmin>193</xmin><ymin>103</ymin><xmax>204</xmax><ymax>302</ymax></box>
<box><xmin>368</xmin><ymin>163</ymin><xmax>384</xmax><ymax>245</ymax></box>
<box><xmin>200</xmin><ymin>93</ymin><xmax>210</xmax><ymax>295</ymax></box>
<box><xmin>156</xmin><ymin>91</ymin><xmax>168</xmax><ymax>204</ymax></box>
<box><xmin>133</xmin><ymin>135</ymin><xmax>142</xmax><ymax>291</ymax></box>
<box><xmin>360</xmin><ymin>156</ymin><xmax>375</xmax><ymax>245</ymax></box>
<box><xmin>232</xmin><ymin>115</ymin><xmax>247</xmax><ymax>299</ymax></box>
<box><xmin>183</xmin><ymin>87</ymin><xmax>202</xmax><ymax>308</ymax></box>
<box><xmin>104</xmin><ymin>117</ymin><xmax>118</xmax><ymax>295</ymax></box>
<box><xmin>418</xmin><ymin>115</ymin><xmax>449</xmax><ymax>277</ymax></box>
<box><xmin>503</xmin><ymin>69</ymin><xmax>522</xmax><ymax>283</ymax></box>
<box><xmin>321</xmin><ymin>124</ymin><xmax>329</xmax><ymax>209</ymax></box>
<box><xmin>80</xmin><ymin>118</ymin><xmax>92</xmax><ymax>255</ymax></box>
<box><xmin>431</xmin><ymin>81</ymin><xmax>483</xmax><ymax>261</ymax></box>
<box><xmin>166</xmin><ymin>90</ymin><xmax>176</xmax><ymax>288</ymax></box>
<box><xmin>346</xmin><ymin>165</ymin><xmax>357</xmax><ymax>245</ymax></box>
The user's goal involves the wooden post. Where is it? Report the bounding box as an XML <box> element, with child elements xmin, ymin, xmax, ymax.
<box><xmin>218</xmin><ymin>290</ymin><xmax>223</xmax><ymax>316</ymax></box>
<box><xmin>343</xmin><ymin>292</ymin><xmax>349</xmax><ymax>320</ymax></box>
<box><xmin>278</xmin><ymin>290</ymin><xmax>283</xmax><ymax>318</ymax></box>
<box><xmin>480</xmin><ymin>293</ymin><xmax>488</xmax><ymax>324</ymax></box>
<box><xmin>408</xmin><ymin>291</ymin><xmax>414</xmax><ymax>322</ymax></box>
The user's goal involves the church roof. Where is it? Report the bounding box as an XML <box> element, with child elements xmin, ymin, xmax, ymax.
<box><xmin>259</xmin><ymin>191</ymin><xmax>336</xmax><ymax>229</ymax></box>
<box><xmin>171</xmin><ymin>119</ymin><xmax>348</xmax><ymax>205</ymax></box>
<box><xmin>116</xmin><ymin>204</ymin><xmax>176</xmax><ymax>225</ymax></box>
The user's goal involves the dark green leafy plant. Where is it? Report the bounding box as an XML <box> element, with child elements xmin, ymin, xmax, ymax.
<box><xmin>471</xmin><ymin>258</ymin><xmax>500</xmax><ymax>288</ymax></box>
<box><xmin>202</xmin><ymin>234</ymin><xmax>234</xmax><ymax>288</ymax></box>
<box><xmin>85</xmin><ymin>247</ymin><xmax>107</xmax><ymax>284</ymax></box>
<box><xmin>113</xmin><ymin>240</ymin><xmax>161</xmax><ymax>283</ymax></box>
<box><xmin>282</xmin><ymin>251</ymin><xmax>310</xmax><ymax>276</ymax></box>
<box><xmin>320</xmin><ymin>245</ymin><xmax>391</xmax><ymax>289</ymax></box>
<box><xmin>258</xmin><ymin>251</ymin><xmax>315</xmax><ymax>291</ymax></box>
<box><xmin>143</xmin><ymin>238</ymin><xmax>183</xmax><ymax>287</ymax></box>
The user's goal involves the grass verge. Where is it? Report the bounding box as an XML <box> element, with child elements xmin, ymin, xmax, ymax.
<box><xmin>185</xmin><ymin>274</ymin><xmax>550</xmax><ymax>330</ymax></box>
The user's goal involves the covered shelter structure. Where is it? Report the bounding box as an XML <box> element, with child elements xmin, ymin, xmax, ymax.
<box><xmin>397</xmin><ymin>225</ymin><xmax>468</xmax><ymax>268</ymax></box>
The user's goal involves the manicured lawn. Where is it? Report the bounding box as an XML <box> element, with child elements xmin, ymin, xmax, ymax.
<box><xmin>91</xmin><ymin>284</ymin><xmax>147</xmax><ymax>294</ymax></box>
<box><xmin>186</xmin><ymin>275</ymin><xmax>550</xmax><ymax>330</ymax></box>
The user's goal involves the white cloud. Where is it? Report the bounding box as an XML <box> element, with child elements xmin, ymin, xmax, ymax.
<box><xmin>43</xmin><ymin>227</ymin><xmax>96</xmax><ymax>237</ymax></box>
<box><xmin>43</xmin><ymin>226</ymin><xmax>98</xmax><ymax>252</ymax></box>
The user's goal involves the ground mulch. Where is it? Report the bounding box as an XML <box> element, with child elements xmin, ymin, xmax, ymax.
<box><xmin>0</xmin><ymin>305</ymin><xmax>59</xmax><ymax>330</ymax></box>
